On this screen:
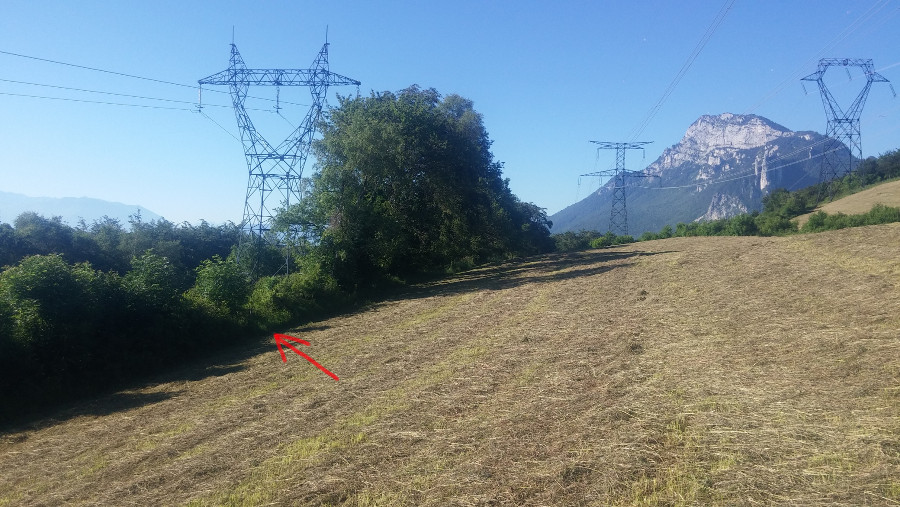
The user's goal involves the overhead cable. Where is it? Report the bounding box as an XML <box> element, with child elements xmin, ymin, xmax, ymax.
<box><xmin>0</xmin><ymin>49</ymin><xmax>311</xmax><ymax>107</ymax></box>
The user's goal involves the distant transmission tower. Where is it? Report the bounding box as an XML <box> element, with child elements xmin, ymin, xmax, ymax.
<box><xmin>199</xmin><ymin>39</ymin><xmax>360</xmax><ymax>275</ymax></box>
<box><xmin>802</xmin><ymin>58</ymin><xmax>894</xmax><ymax>200</ymax></box>
<box><xmin>581</xmin><ymin>141</ymin><xmax>654</xmax><ymax>236</ymax></box>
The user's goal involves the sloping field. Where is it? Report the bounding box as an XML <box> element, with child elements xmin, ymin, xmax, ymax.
<box><xmin>2</xmin><ymin>225</ymin><xmax>899</xmax><ymax>505</ymax></box>
<box><xmin>794</xmin><ymin>179</ymin><xmax>900</xmax><ymax>227</ymax></box>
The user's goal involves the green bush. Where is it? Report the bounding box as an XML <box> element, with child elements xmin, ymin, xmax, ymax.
<box><xmin>590</xmin><ymin>232</ymin><xmax>635</xmax><ymax>248</ymax></box>
<box><xmin>123</xmin><ymin>250</ymin><xmax>182</xmax><ymax>313</ymax></box>
<box><xmin>802</xmin><ymin>204</ymin><xmax>900</xmax><ymax>233</ymax></box>
<box><xmin>554</xmin><ymin>230</ymin><xmax>604</xmax><ymax>252</ymax></box>
<box><xmin>185</xmin><ymin>255</ymin><xmax>251</xmax><ymax>316</ymax></box>
<box><xmin>247</xmin><ymin>276</ymin><xmax>292</xmax><ymax>327</ymax></box>
<box><xmin>865</xmin><ymin>203</ymin><xmax>900</xmax><ymax>225</ymax></box>
<box><xmin>754</xmin><ymin>213</ymin><xmax>796</xmax><ymax>236</ymax></box>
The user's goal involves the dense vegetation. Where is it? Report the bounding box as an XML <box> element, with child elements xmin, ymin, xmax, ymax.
<box><xmin>275</xmin><ymin>86</ymin><xmax>554</xmax><ymax>289</ymax></box>
<box><xmin>0</xmin><ymin>86</ymin><xmax>553</xmax><ymax>423</ymax></box>
<box><xmin>0</xmin><ymin>214</ymin><xmax>250</xmax><ymax>419</ymax></box>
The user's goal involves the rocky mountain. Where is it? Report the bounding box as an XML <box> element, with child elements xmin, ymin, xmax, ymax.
<box><xmin>551</xmin><ymin>113</ymin><xmax>839</xmax><ymax>235</ymax></box>
<box><xmin>0</xmin><ymin>191</ymin><xmax>164</xmax><ymax>228</ymax></box>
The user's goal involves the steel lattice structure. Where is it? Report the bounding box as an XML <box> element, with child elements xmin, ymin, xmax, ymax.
<box><xmin>199</xmin><ymin>40</ymin><xmax>360</xmax><ymax>274</ymax></box>
<box><xmin>581</xmin><ymin>141</ymin><xmax>654</xmax><ymax>236</ymax></box>
<box><xmin>802</xmin><ymin>58</ymin><xmax>894</xmax><ymax>200</ymax></box>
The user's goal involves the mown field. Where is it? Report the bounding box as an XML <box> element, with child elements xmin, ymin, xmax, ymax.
<box><xmin>794</xmin><ymin>179</ymin><xmax>900</xmax><ymax>227</ymax></box>
<box><xmin>2</xmin><ymin>224</ymin><xmax>899</xmax><ymax>506</ymax></box>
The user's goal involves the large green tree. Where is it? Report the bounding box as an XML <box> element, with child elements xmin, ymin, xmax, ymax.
<box><xmin>277</xmin><ymin>86</ymin><xmax>552</xmax><ymax>289</ymax></box>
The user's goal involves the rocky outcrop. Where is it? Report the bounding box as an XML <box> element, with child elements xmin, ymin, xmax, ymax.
<box><xmin>550</xmin><ymin>113</ymin><xmax>831</xmax><ymax>234</ymax></box>
<box><xmin>698</xmin><ymin>192</ymin><xmax>748</xmax><ymax>221</ymax></box>
<box><xmin>645</xmin><ymin>113</ymin><xmax>808</xmax><ymax>193</ymax></box>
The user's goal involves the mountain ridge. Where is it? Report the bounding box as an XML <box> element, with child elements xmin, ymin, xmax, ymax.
<box><xmin>551</xmin><ymin>113</ymin><xmax>837</xmax><ymax>234</ymax></box>
<box><xmin>0</xmin><ymin>191</ymin><xmax>164</xmax><ymax>227</ymax></box>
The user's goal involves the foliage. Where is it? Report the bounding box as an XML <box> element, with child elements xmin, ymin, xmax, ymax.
<box><xmin>0</xmin><ymin>87</ymin><xmax>555</xmax><ymax>422</ymax></box>
<box><xmin>276</xmin><ymin>86</ymin><xmax>553</xmax><ymax>290</ymax></box>
<box><xmin>186</xmin><ymin>255</ymin><xmax>251</xmax><ymax>316</ymax></box>
<box><xmin>123</xmin><ymin>250</ymin><xmax>184</xmax><ymax>313</ymax></box>
<box><xmin>800</xmin><ymin>204</ymin><xmax>900</xmax><ymax>233</ymax></box>
<box><xmin>590</xmin><ymin>232</ymin><xmax>635</xmax><ymax>248</ymax></box>
<box><xmin>553</xmin><ymin>230</ymin><xmax>605</xmax><ymax>252</ymax></box>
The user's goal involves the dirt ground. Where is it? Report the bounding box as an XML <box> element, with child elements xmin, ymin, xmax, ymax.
<box><xmin>2</xmin><ymin>224</ymin><xmax>899</xmax><ymax>506</ymax></box>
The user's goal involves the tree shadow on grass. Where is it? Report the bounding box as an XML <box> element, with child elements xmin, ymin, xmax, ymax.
<box><xmin>393</xmin><ymin>248</ymin><xmax>672</xmax><ymax>301</ymax></box>
<box><xmin>0</xmin><ymin>390</ymin><xmax>183</xmax><ymax>435</ymax></box>
<box><xmin>1</xmin><ymin>323</ymin><xmax>336</xmax><ymax>433</ymax></box>
<box><xmin>67</xmin><ymin>390</ymin><xmax>183</xmax><ymax>418</ymax></box>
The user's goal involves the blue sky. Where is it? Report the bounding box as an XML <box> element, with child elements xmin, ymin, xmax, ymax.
<box><xmin>1</xmin><ymin>0</ymin><xmax>898</xmax><ymax>225</ymax></box>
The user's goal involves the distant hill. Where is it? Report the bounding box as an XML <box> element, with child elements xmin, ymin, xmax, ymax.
<box><xmin>793</xmin><ymin>179</ymin><xmax>900</xmax><ymax>227</ymax></box>
<box><xmin>0</xmin><ymin>191</ymin><xmax>164</xmax><ymax>227</ymax></box>
<box><xmin>551</xmin><ymin>113</ymin><xmax>841</xmax><ymax>235</ymax></box>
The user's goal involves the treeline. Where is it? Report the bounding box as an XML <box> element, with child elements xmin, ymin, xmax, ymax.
<box><xmin>1</xmin><ymin>86</ymin><xmax>554</xmax><ymax>422</ymax></box>
<box><xmin>0</xmin><ymin>214</ymin><xmax>252</xmax><ymax>419</ymax></box>
<box><xmin>554</xmin><ymin>148</ymin><xmax>900</xmax><ymax>250</ymax></box>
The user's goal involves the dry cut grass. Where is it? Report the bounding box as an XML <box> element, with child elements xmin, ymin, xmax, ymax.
<box><xmin>794</xmin><ymin>178</ymin><xmax>900</xmax><ymax>227</ymax></box>
<box><xmin>1</xmin><ymin>224</ymin><xmax>899</xmax><ymax>505</ymax></box>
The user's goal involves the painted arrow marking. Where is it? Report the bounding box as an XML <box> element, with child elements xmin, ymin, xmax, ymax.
<box><xmin>274</xmin><ymin>333</ymin><xmax>339</xmax><ymax>381</ymax></box>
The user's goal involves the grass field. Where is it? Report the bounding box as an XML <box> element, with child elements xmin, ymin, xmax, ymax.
<box><xmin>2</xmin><ymin>224</ymin><xmax>899</xmax><ymax>505</ymax></box>
<box><xmin>794</xmin><ymin>179</ymin><xmax>900</xmax><ymax>228</ymax></box>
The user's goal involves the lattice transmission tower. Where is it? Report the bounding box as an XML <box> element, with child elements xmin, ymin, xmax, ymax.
<box><xmin>581</xmin><ymin>141</ymin><xmax>655</xmax><ymax>236</ymax></box>
<box><xmin>199</xmin><ymin>39</ymin><xmax>360</xmax><ymax>275</ymax></box>
<box><xmin>802</xmin><ymin>58</ymin><xmax>894</xmax><ymax>200</ymax></box>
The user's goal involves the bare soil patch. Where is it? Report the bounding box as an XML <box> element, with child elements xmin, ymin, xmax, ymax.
<box><xmin>2</xmin><ymin>225</ymin><xmax>899</xmax><ymax>505</ymax></box>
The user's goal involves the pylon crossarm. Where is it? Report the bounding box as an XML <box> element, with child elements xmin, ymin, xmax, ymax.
<box><xmin>199</xmin><ymin>68</ymin><xmax>360</xmax><ymax>87</ymax></box>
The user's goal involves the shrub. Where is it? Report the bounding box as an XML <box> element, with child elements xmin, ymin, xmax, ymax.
<box><xmin>590</xmin><ymin>232</ymin><xmax>635</xmax><ymax>248</ymax></box>
<box><xmin>865</xmin><ymin>203</ymin><xmax>900</xmax><ymax>225</ymax></box>
<box><xmin>247</xmin><ymin>276</ymin><xmax>292</xmax><ymax>327</ymax></box>
<box><xmin>185</xmin><ymin>255</ymin><xmax>251</xmax><ymax>316</ymax></box>
<box><xmin>123</xmin><ymin>250</ymin><xmax>182</xmax><ymax>313</ymax></box>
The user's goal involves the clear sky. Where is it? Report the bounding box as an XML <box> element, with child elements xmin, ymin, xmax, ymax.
<box><xmin>1</xmin><ymin>0</ymin><xmax>898</xmax><ymax>225</ymax></box>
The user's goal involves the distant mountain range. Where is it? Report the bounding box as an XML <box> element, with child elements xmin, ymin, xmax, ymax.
<box><xmin>0</xmin><ymin>191</ymin><xmax>164</xmax><ymax>228</ymax></box>
<box><xmin>551</xmin><ymin>113</ymin><xmax>841</xmax><ymax>235</ymax></box>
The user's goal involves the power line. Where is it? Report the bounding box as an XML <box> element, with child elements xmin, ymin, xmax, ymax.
<box><xmin>626</xmin><ymin>0</ymin><xmax>736</xmax><ymax>141</ymax></box>
<box><xmin>0</xmin><ymin>49</ymin><xmax>195</xmax><ymax>88</ymax></box>
<box><xmin>0</xmin><ymin>91</ymin><xmax>196</xmax><ymax>111</ymax></box>
<box><xmin>0</xmin><ymin>48</ymin><xmax>311</xmax><ymax>108</ymax></box>
<box><xmin>0</xmin><ymin>77</ymin><xmax>272</xmax><ymax>112</ymax></box>
<box><xmin>742</xmin><ymin>0</ymin><xmax>894</xmax><ymax>115</ymax></box>
<box><xmin>198</xmin><ymin>109</ymin><xmax>242</xmax><ymax>143</ymax></box>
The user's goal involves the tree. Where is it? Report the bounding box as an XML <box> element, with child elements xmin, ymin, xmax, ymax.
<box><xmin>13</xmin><ymin>212</ymin><xmax>74</xmax><ymax>257</ymax></box>
<box><xmin>186</xmin><ymin>255</ymin><xmax>251</xmax><ymax>315</ymax></box>
<box><xmin>124</xmin><ymin>250</ymin><xmax>182</xmax><ymax>313</ymax></box>
<box><xmin>278</xmin><ymin>86</ymin><xmax>552</xmax><ymax>288</ymax></box>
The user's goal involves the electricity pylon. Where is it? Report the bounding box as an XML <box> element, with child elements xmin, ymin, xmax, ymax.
<box><xmin>199</xmin><ymin>40</ymin><xmax>360</xmax><ymax>275</ymax></box>
<box><xmin>802</xmin><ymin>58</ymin><xmax>894</xmax><ymax>200</ymax></box>
<box><xmin>581</xmin><ymin>141</ymin><xmax>654</xmax><ymax>236</ymax></box>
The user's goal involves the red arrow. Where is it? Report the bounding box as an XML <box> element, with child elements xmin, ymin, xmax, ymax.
<box><xmin>274</xmin><ymin>333</ymin><xmax>339</xmax><ymax>381</ymax></box>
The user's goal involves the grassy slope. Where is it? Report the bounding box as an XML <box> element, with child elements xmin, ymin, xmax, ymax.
<box><xmin>2</xmin><ymin>225</ymin><xmax>900</xmax><ymax>506</ymax></box>
<box><xmin>794</xmin><ymin>179</ymin><xmax>900</xmax><ymax>228</ymax></box>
